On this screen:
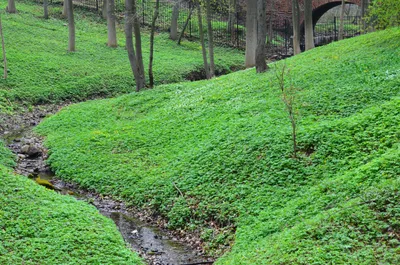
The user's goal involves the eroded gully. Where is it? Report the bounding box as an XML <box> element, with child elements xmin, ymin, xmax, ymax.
<box><xmin>0</xmin><ymin>106</ymin><xmax>214</xmax><ymax>265</ymax></box>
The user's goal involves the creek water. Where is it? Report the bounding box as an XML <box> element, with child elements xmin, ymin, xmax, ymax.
<box><xmin>2</xmin><ymin>127</ymin><xmax>213</xmax><ymax>265</ymax></box>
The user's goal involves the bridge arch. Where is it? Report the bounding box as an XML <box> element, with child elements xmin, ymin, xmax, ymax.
<box><xmin>310</xmin><ymin>0</ymin><xmax>361</xmax><ymax>27</ymax></box>
<box><xmin>298</xmin><ymin>0</ymin><xmax>361</xmax><ymax>48</ymax></box>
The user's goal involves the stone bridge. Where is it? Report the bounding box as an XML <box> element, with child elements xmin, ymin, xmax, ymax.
<box><xmin>267</xmin><ymin>0</ymin><xmax>361</xmax><ymax>27</ymax></box>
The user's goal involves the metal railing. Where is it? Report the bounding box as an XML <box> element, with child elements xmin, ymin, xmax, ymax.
<box><xmin>40</xmin><ymin>1</ymin><xmax>362</xmax><ymax>57</ymax></box>
<box><xmin>314</xmin><ymin>16</ymin><xmax>362</xmax><ymax>46</ymax></box>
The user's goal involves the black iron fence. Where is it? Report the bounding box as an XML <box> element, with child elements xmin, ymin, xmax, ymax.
<box><xmin>42</xmin><ymin>0</ymin><xmax>292</xmax><ymax>55</ymax></box>
<box><xmin>41</xmin><ymin>0</ymin><xmax>361</xmax><ymax>57</ymax></box>
<box><xmin>314</xmin><ymin>16</ymin><xmax>362</xmax><ymax>46</ymax></box>
<box><xmin>135</xmin><ymin>1</ymin><xmax>293</xmax><ymax>56</ymax></box>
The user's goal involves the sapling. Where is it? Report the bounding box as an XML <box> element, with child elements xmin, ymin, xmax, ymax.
<box><xmin>275</xmin><ymin>64</ymin><xmax>300</xmax><ymax>158</ymax></box>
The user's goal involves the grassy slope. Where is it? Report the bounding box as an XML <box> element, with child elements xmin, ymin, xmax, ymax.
<box><xmin>0</xmin><ymin>143</ymin><xmax>144</xmax><ymax>264</ymax></box>
<box><xmin>37</xmin><ymin>28</ymin><xmax>400</xmax><ymax>263</ymax></box>
<box><xmin>0</xmin><ymin>1</ymin><xmax>243</xmax><ymax>113</ymax></box>
<box><xmin>0</xmin><ymin>3</ymin><xmax>242</xmax><ymax>263</ymax></box>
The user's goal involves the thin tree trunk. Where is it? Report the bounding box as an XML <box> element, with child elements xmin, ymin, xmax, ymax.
<box><xmin>67</xmin><ymin>0</ymin><xmax>75</xmax><ymax>52</ymax></box>
<box><xmin>6</xmin><ymin>0</ymin><xmax>16</xmax><ymax>13</ymax></box>
<box><xmin>178</xmin><ymin>6</ymin><xmax>194</xmax><ymax>45</ymax></box>
<box><xmin>291</xmin><ymin>0</ymin><xmax>301</xmax><ymax>55</ymax></box>
<box><xmin>338</xmin><ymin>0</ymin><xmax>345</xmax><ymax>40</ymax></box>
<box><xmin>205</xmin><ymin>0</ymin><xmax>215</xmax><ymax>77</ymax></box>
<box><xmin>361</xmin><ymin>0</ymin><xmax>369</xmax><ymax>32</ymax></box>
<box><xmin>267</xmin><ymin>0</ymin><xmax>274</xmax><ymax>45</ymax></box>
<box><xmin>0</xmin><ymin>16</ymin><xmax>7</xmax><ymax>79</ymax></box>
<box><xmin>256</xmin><ymin>0</ymin><xmax>267</xmax><ymax>73</ymax></box>
<box><xmin>107</xmin><ymin>0</ymin><xmax>117</xmax><ymax>47</ymax></box>
<box><xmin>304</xmin><ymin>0</ymin><xmax>314</xmax><ymax>50</ymax></box>
<box><xmin>170</xmin><ymin>1</ymin><xmax>180</xmax><ymax>40</ymax></box>
<box><xmin>44</xmin><ymin>0</ymin><xmax>49</xmax><ymax>19</ymax></box>
<box><xmin>102</xmin><ymin>0</ymin><xmax>108</xmax><ymax>19</ymax></box>
<box><xmin>149</xmin><ymin>0</ymin><xmax>160</xmax><ymax>88</ymax></box>
<box><xmin>228</xmin><ymin>0</ymin><xmax>237</xmax><ymax>41</ymax></box>
<box><xmin>361</xmin><ymin>0</ymin><xmax>365</xmax><ymax>32</ymax></box>
<box><xmin>132</xmin><ymin>0</ymin><xmax>145</xmax><ymax>90</ymax></box>
<box><xmin>245</xmin><ymin>0</ymin><xmax>257</xmax><ymax>68</ymax></box>
<box><xmin>290</xmin><ymin>110</ymin><xmax>297</xmax><ymax>159</ymax></box>
<box><xmin>62</xmin><ymin>0</ymin><xmax>67</xmax><ymax>17</ymax></box>
<box><xmin>197</xmin><ymin>2</ymin><xmax>210</xmax><ymax>79</ymax></box>
<box><xmin>125</xmin><ymin>0</ymin><xmax>142</xmax><ymax>91</ymax></box>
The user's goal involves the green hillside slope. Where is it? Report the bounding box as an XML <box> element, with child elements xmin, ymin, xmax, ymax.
<box><xmin>0</xmin><ymin>1</ymin><xmax>242</xmax><ymax>113</ymax></box>
<box><xmin>0</xmin><ymin>142</ymin><xmax>144</xmax><ymax>264</ymax></box>
<box><xmin>37</xmin><ymin>28</ymin><xmax>400</xmax><ymax>263</ymax></box>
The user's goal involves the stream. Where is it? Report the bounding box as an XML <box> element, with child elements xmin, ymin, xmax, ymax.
<box><xmin>1</xmin><ymin>113</ymin><xmax>214</xmax><ymax>265</ymax></box>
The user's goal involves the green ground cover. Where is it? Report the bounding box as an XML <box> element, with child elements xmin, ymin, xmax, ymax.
<box><xmin>0</xmin><ymin>1</ymin><xmax>243</xmax><ymax>113</ymax></box>
<box><xmin>0</xmin><ymin>142</ymin><xmax>144</xmax><ymax>264</ymax></box>
<box><xmin>36</xmin><ymin>27</ymin><xmax>400</xmax><ymax>264</ymax></box>
<box><xmin>0</xmin><ymin>3</ymin><xmax>243</xmax><ymax>263</ymax></box>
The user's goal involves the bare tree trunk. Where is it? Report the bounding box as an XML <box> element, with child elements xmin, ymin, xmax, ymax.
<box><xmin>0</xmin><ymin>16</ymin><xmax>7</xmax><ymax>79</ymax></box>
<box><xmin>132</xmin><ymin>0</ymin><xmax>145</xmax><ymax>90</ymax></box>
<box><xmin>290</xmin><ymin>108</ymin><xmax>297</xmax><ymax>158</ymax></box>
<box><xmin>107</xmin><ymin>0</ymin><xmax>117</xmax><ymax>47</ymax></box>
<box><xmin>276</xmin><ymin>65</ymin><xmax>298</xmax><ymax>159</ymax></box>
<box><xmin>256</xmin><ymin>0</ymin><xmax>267</xmax><ymax>73</ymax></box>
<box><xmin>62</xmin><ymin>0</ymin><xmax>68</xmax><ymax>17</ymax></box>
<box><xmin>304</xmin><ymin>0</ymin><xmax>314</xmax><ymax>50</ymax></box>
<box><xmin>170</xmin><ymin>1</ymin><xmax>179</xmax><ymax>40</ymax></box>
<box><xmin>245</xmin><ymin>0</ymin><xmax>257</xmax><ymax>68</ymax></box>
<box><xmin>361</xmin><ymin>0</ymin><xmax>365</xmax><ymax>32</ymax></box>
<box><xmin>228</xmin><ymin>0</ymin><xmax>237</xmax><ymax>41</ymax></box>
<box><xmin>267</xmin><ymin>0</ymin><xmax>274</xmax><ymax>45</ymax></box>
<box><xmin>44</xmin><ymin>0</ymin><xmax>49</xmax><ymax>19</ymax></box>
<box><xmin>6</xmin><ymin>0</ymin><xmax>16</xmax><ymax>13</ymax></box>
<box><xmin>149</xmin><ymin>0</ymin><xmax>160</xmax><ymax>88</ymax></box>
<box><xmin>361</xmin><ymin>0</ymin><xmax>369</xmax><ymax>32</ymax></box>
<box><xmin>197</xmin><ymin>2</ymin><xmax>210</xmax><ymax>79</ymax></box>
<box><xmin>125</xmin><ymin>0</ymin><xmax>144</xmax><ymax>91</ymax></box>
<box><xmin>102</xmin><ymin>0</ymin><xmax>108</xmax><ymax>19</ymax></box>
<box><xmin>291</xmin><ymin>0</ymin><xmax>301</xmax><ymax>55</ymax></box>
<box><xmin>205</xmin><ymin>0</ymin><xmax>215</xmax><ymax>77</ymax></box>
<box><xmin>67</xmin><ymin>0</ymin><xmax>75</xmax><ymax>52</ymax></box>
<box><xmin>177</xmin><ymin>6</ymin><xmax>194</xmax><ymax>45</ymax></box>
<box><xmin>338</xmin><ymin>0</ymin><xmax>345</xmax><ymax>40</ymax></box>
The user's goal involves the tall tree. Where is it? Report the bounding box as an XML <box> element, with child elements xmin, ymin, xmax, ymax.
<box><xmin>177</xmin><ymin>6</ymin><xmax>194</xmax><ymax>44</ymax></box>
<box><xmin>0</xmin><ymin>15</ymin><xmax>7</xmax><ymax>79</ymax></box>
<box><xmin>228</xmin><ymin>0</ymin><xmax>237</xmax><ymax>42</ymax></box>
<box><xmin>338</xmin><ymin>0</ymin><xmax>345</xmax><ymax>40</ymax></box>
<box><xmin>255</xmin><ymin>0</ymin><xmax>267</xmax><ymax>73</ymax></box>
<box><xmin>170</xmin><ymin>1</ymin><xmax>180</xmax><ymax>40</ymax></box>
<box><xmin>291</xmin><ymin>0</ymin><xmax>301</xmax><ymax>55</ymax></box>
<box><xmin>67</xmin><ymin>0</ymin><xmax>75</xmax><ymax>52</ymax></box>
<box><xmin>360</xmin><ymin>0</ymin><xmax>372</xmax><ymax>32</ymax></box>
<box><xmin>197</xmin><ymin>2</ymin><xmax>210</xmax><ymax>79</ymax></box>
<box><xmin>149</xmin><ymin>0</ymin><xmax>160</xmax><ymax>88</ymax></box>
<box><xmin>304</xmin><ymin>0</ymin><xmax>314</xmax><ymax>50</ymax></box>
<box><xmin>361</xmin><ymin>0</ymin><xmax>366</xmax><ymax>32</ymax></box>
<box><xmin>245</xmin><ymin>0</ymin><xmax>257</xmax><ymax>68</ymax></box>
<box><xmin>107</xmin><ymin>0</ymin><xmax>117</xmax><ymax>47</ymax></box>
<box><xmin>6</xmin><ymin>0</ymin><xmax>16</xmax><ymax>13</ymax></box>
<box><xmin>205</xmin><ymin>0</ymin><xmax>215</xmax><ymax>77</ymax></box>
<box><xmin>43</xmin><ymin>0</ymin><xmax>49</xmax><ymax>19</ymax></box>
<box><xmin>125</xmin><ymin>0</ymin><xmax>145</xmax><ymax>91</ymax></box>
<box><xmin>62</xmin><ymin>0</ymin><xmax>67</xmax><ymax>17</ymax></box>
<box><xmin>132</xmin><ymin>0</ymin><xmax>145</xmax><ymax>89</ymax></box>
<box><xmin>102</xmin><ymin>0</ymin><xmax>108</xmax><ymax>20</ymax></box>
<box><xmin>267</xmin><ymin>0</ymin><xmax>275</xmax><ymax>46</ymax></box>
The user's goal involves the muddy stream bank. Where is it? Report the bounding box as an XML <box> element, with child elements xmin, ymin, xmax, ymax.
<box><xmin>0</xmin><ymin>107</ymin><xmax>214</xmax><ymax>265</ymax></box>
